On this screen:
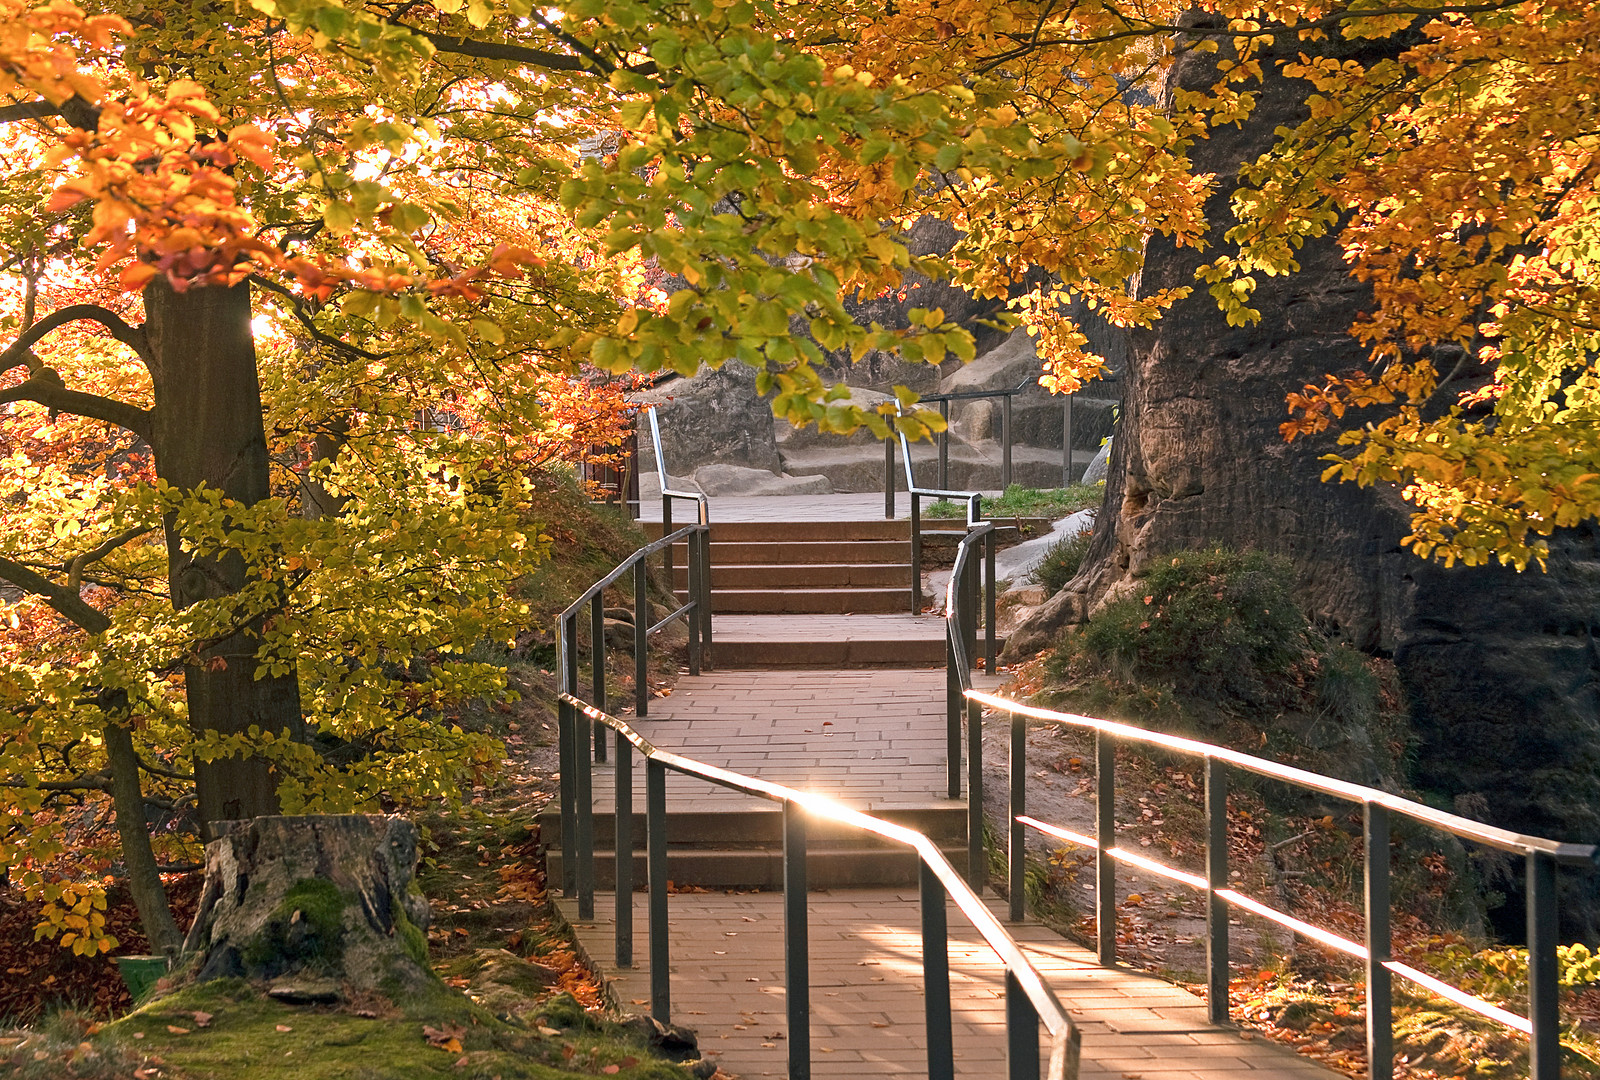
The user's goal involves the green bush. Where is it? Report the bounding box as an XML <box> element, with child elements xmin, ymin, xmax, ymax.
<box><xmin>1031</xmin><ymin>529</ymin><xmax>1093</xmax><ymax>595</ymax></box>
<box><xmin>1073</xmin><ymin>547</ymin><xmax>1311</xmax><ymax>709</ymax></box>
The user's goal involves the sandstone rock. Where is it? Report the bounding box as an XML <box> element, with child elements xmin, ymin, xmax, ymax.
<box><xmin>692</xmin><ymin>463</ymin><xmax>832</xmax><ymax>496</ymax></box>
<box><xmin>636</xmin><ymin>364</ymin><xmax>781</xmax><ymax>474</ymax></box>
<box><xmin>780</xmin><ymin>441</ymin><xmax>1067</xmax><ymax>493</ymax></box>
<box><xmin>182</xmin><ymin>815</ymin><xmax>435</xmax><ymax>993</ymax></box>
<box><xmin>1080</xmin><ymin>439</ymin><xmax>1112</xmax><ymax>485</ymax></box>
<box><xmin>773</xmin><ymin>386</ymin><xmax>895</xmax><ymax>452</ymax></box>
<box><xmin>940</xmin><ymin>328</ymin><xmax>1041</xmax><ymax>396</ymax></box>
<box><xmin>1004</xmin><ymin>22</ymin><xmax>1600</xmax><ymax>935</ymax></box>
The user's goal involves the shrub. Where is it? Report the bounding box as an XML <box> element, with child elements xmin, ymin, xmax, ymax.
<box><xmin>1031</xmin><ymin>529</ymin><xmax>1093</xmax><ymax>595</ymax></box>
<box><xmin>1073</xmin><ymin>547</ymin><xmax>1311</xmax><ymax>709</ymax></box>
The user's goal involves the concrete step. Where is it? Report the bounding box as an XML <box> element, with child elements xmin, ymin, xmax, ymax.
<box><xmin>674</xmin><ymin>563</ymin><xmax>911</xmax><ymax>589</ymax></box>
<box><xmin>543</xmin><ymin>844</ymin><xmax>968</xmax><ymax>890</ymax></box>
<box><xmin>647</xmin><ymin>520</ymin><xmax>909</xmax><ymax>543</ymax></box>
<box><xmin>692</xmin><ymin>587</ymin><xmax>909</xmax><ymax>615</ymax></box>
<box><xmin>714</xmin><ymin>636</ymin><xmax>946</xmax><ymax>667</ymax></box>
<box><xmin>540</xmin><ymin>803</ymin><xmax>966</xmax><ymax>849</ymax></box>
<box><xmin>683</xmin><ymin>539</ymin><xmax>911</xmax><ymax>566</ymax></box>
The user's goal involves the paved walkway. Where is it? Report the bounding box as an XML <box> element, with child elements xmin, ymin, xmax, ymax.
<box><xmin>636</xmin><ymin>492</ymin><xmax>1001</xmax><ymax>523</ymax></box>
<box><xmin>561</xmin><ymin>667</ymin><xmax>1342</xmax><ymax>1080</ymax></box>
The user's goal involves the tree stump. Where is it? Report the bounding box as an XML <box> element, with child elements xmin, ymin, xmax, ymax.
<box><xmin>182</xmin><ymin>815</ymin><xmax>434</xmax><ymax>998</ymax></box>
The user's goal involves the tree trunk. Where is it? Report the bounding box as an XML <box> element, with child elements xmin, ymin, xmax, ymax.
<box><xmin>143</xmin><ymin>278</ymin><xmax>304</xmax><ymax>829</ymax></box>
<box><xmin>182</xmin><ymin>815</ymin><xmax>435</xmax><ymax>997</ymax></box>
<box><xmin>104</xmin><ymin>718</ymin><xmax>184</xmax><ymax>955</ymax></box>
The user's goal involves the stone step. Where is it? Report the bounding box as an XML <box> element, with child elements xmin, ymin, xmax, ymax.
<box><xmin>543</xmin><ymin>844</ymin><xmax>968</xmax><ymax>890</ymax></box>
<box><xmin>690</xmin><ymin>539</ymin><xmax>910</xmax><ymax>566</ymax></box>
<box><xmin>709</xmin><ymin>614</ymin><xmax>958</xmax><ymax>669</ymax></box>
<box><xmin>689</xmin><ymin>587</ymin><xmax>908</xmax><ymax>615</ymax></box>
<box><xmin>540</xmin><ymin>803</ymin><xmax>966</xmax><ymax>849</ymax></box>
<box><xmin>646</xmin><ymin>519</ymin><xmax>909</xmax><ymax>543</ymax></box>
<box><xmin>674</xmin><ymin>562</ymin><xmax>911</xmax><ymax>590</ymax></box>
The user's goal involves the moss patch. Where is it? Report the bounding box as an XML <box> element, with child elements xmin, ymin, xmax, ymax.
<box><xmin>240</xmin><ymin>879</ymin><xmax>348</xmax><ymax>976</ymax></box>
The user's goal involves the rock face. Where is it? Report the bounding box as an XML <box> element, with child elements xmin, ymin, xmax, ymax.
<box><xmin>638</xmin><ymin>364</ymin><xmax>782</xmax><ymax>475</ymax></box>
<box><xmin>1008</xmin><ymin>23</ymin><xmax>1600</xmax><ymax>935</ymax></box>
<box><xmin>182</xmin><ymin>815</ymin><xmax>435</xmax><ymax>995</ymax></box>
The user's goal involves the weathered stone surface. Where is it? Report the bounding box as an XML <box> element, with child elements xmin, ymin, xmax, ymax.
<box><xmin>691</xmin><ymin>464</ymin><xmax>832</xmax><ymax>496</ymax></box>
<box><xmin>182</xmin><ymin>814</ymin><xmax>435</xmax><ymax>993</ymax></box>
<box><xmin>781</xmin><ymin>441</ymin><xmax>1065</xmax><ymax>492</ymax></box>
<box><xmin>1005</xmin><ymin>21</ymin><xmax>1600</xmax><ymax>934</ymax></box>
<box><xmin>636</xmin><ymin>365</ymin><xmax>781</xmax><ymax>474</ymax></box>
<box><xmin>1080</xmin><ymin>438</ymin><xmax>1112</xmax><ymax>485</ymax></box>
<box><xmin>773</xmin><ymin>386</ymin><xmax>894</xmax><ymax>452</ymax></box>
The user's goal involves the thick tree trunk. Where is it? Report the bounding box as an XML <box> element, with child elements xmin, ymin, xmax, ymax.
<box><xmin>183</xmin><ymin>815</ymin><xmax>434</xmax><ymax>996</ymax></box>
<box><xmin>143</xmin><ymin>279</ymin><xmax>304</xmax><ymax>829</ymax></box>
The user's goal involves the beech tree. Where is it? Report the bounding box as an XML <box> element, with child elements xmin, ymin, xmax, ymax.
<box><xmin>3</xmin><ymin>0</ymin><xmax>1595</xmax><ymax>953</ymax></box>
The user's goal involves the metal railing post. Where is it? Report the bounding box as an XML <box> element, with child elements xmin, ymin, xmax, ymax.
<box><xmin>967</xmin><ymin>694</ymin><xmax>984</xmax><ymax>890</ymax></box>
<box><xmin>1096</xmin><ymin>730</ymin><xmax>1116</xmax><ymax>965</ymax></box>
<box><xmin>634</xmin><ymin>562</ymin><xmax>649</xmax><ymax>718</ymax></box>
<box><xmin>590</xmin><ymin>596</ymin><xmax>608</xmax><ymax>763</ymax></box>
<box><xmin>662</xmin><ymin>497</ymin><xmax>674</xmax><ymax>600</ymax></box>
<box><xmin>946</xmin><ymin>637</ymin><xmax>962</xmax><ymax>799</ymax></box>
<box><xmin>920</xmin><ymin>862</ymin><xmax>954</xmax><ymax>1080</ymax></box>
<box><xmin>1062</xmin><ymin>393</ymin><xmax>1074</xmax><ymax>485</ymax></box>
<box><xmin>884</xmin><ymin>437</ymin><xmax>895</xmax><ymax>519</ymax></box>
<box><xmin>1001</xmin><ymin>393</ymin><xmax>1013</xmax><ymax>489</ymax></box>
<box><xmin>698</xmin><ymin>523</ymin><xmax>714</xmax><ymax>670</ymax></box>
<box><xmin>1364</xmin><ymin>801</ymin><xmax>1391</xmax><ymax>1079</ymax></box>
<box><xmin>1528</xmin><ymin>851</ymin><xmax>1560</xmax><ymax>1080</ymax></box>
<box><xmin>910</xmin><ymin>493</ymin><xmax>923</xmax><ymax>614</ymax></box>
<box><xmin>615</xmin><ymin>735</ymin><xmax>633</xmax><ymax>967</ymax></box>
<box><xmin>560</xmin><ymin>616</ymin><xmax>580</xmax><ymax>896</ymax></box>
<box><xmin>984</xmin><ymin>528</ymin><xmax>997</xmax><ymax>672</ymax></box>
<box><xmin>1009</xmin><ymin>709</ymin><xmax>1026</xmax><ymax>922</ymax></box>
<box><xmin>686</xmin><ymin>530</ymin><xmax>702</xmax><ymax>676</ymax></box>
<box><xmin>647</xmin><ymin>758</ymin><xmax>670</xmax><ymax>1024</ymax></box>
<box><xmin>784</xmin><ymin>802</ymin><xmax>811</xmax><ymax>1080</ymax></box>
<box><xmin>963</xmin><ymin>546</ymin><xmax>979</xmax><ymax>669</ymax></box>
<box><xmin>576</xmin><ymin>706</ymin><xmax>595</xmax><ymax>921</ymax></box>
<box><xmin>1006</xmin><ymin>971</ymin><xmax>1041</xmax><ymax>1080</ymax></box>
<box><xmin>1205</xmin><ymin>757</ymin><xmax>1229</xmax><ymax>1023</ymax></box>
<box><xmin>938</xmin><ymin>400</ymin><xmax>950</xmax><ymax>490</ymax></box>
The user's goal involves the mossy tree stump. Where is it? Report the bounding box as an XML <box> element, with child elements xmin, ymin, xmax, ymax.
<box><xmin>182</xmin><ymin>815</ymin><xmax>434</xmax><ymax>998</ymax></box>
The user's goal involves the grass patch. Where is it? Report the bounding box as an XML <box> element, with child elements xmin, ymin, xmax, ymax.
<box><xmin>925</xmin><ymin>483</ymin><xmax>1103</xmax><ymax>520</ymax></box>
<box><xmin>1030</xmin><ymin>528</ymin><xmax>1093</xmax><ymax>595</ymax></box>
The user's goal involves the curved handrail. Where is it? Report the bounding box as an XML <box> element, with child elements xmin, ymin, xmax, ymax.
<box><xmin>562</xmin><ymin>691</ymin><xmax>1082</xmax><ymax>1080</ymax></box>
<box><xmin>641</xmin><ymin>403</ymin><xmax>709</xmax><ymax>526</ymax></box>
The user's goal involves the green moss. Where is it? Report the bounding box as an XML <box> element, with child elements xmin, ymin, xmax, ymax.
<box><xmin>240</xmin><ymin>879</ymin><xmax>348</xmax><ymax>974</ymax></box>
<box><xmin>392</xmin><ymin>893</ymin><xmax>429</xmax><ymax>966</ymax></box>
<box><xmin>100</xmin><ymin>981</ymin><xmax>694</xmax><ymax>1080</ymax></box>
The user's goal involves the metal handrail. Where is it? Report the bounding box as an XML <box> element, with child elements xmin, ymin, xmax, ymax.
<box><xmin>940</xmin><ymin>550</ymin><xmax>1599</xmax><ymax>1080</ymax></box>
<box><xmin>631</xmin><ymin>404</ymin><xmax>712</xmax><ymax>662</ymax></box>
<box><xmin>558</xmin><ymin>690</ymin><xmax>1082</xmax><ymax>1079</ymax></box>
<box><xmin>886</xmin><ymin>428</ymin><xmax>986</xmax><ymax>613</ymax></box>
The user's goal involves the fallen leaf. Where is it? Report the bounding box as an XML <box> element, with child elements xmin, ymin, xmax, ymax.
<box><xmin>275</xmin><ymin>1025</ymin><xmax>292</xmax><ymax>1033</ymax></box>
<box><xmin>192</xmin><ymin>1011</ymin><xmax>213</xmax><ymax>1027</ymax></box>
<box><xmin>165</xmin><ymin>1025</ymin><xmax>190</xmax><ymax>1035</ymax></box>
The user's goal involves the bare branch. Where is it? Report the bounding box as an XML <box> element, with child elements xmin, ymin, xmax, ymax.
<box><xmin>0</xmin><ymin>375</ymin><xmax>153</xmax><ymax>440</ymax></box>
<box><xmin>0</xmin><ymin>303</ymin><xmax>152</xmax><ymax>373</ymax></box>
<box><xmin>2</xmin><ymin>774</ymin><xmax>111</xmax><ymax>792</ymax></box>
<box><xmin>67</xmin><ymin>526</ymin><xmax>158</xmax><ymax>588</ymax></box>
<box><xmin>0</xmin><ymin>555</ymin><xmax>112</xmax><ymax>633</ymax></box>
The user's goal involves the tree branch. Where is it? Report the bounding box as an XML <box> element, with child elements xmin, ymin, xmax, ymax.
<box><xmin>0</xmin><ymin>376</ymin><xmax>153</xmax><ymax>440</ymax></box>
<box><xmin>0</xmin><ymin>556</ymin><xmax>112</xmax><ymax>633</ymax></box>
<box><xmin>0</xmin><ymin>303</ymin><xmax>153</xmax><ymax>373</ymax></box>
<box><xmin>0</xmin><ymin>94</ymin><xmax>100</xmax><ymax>129</ymax></box>
<box><xmin>66</xmin><ymin>525</ymin><xmax>158</xmax><ymax>589</ymax></box>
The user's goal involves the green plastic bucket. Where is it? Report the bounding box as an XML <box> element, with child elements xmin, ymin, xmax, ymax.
<box><xmin>114</xmin><ymin>955</ymin><xmax>167</xmax><ymax>1002</ymax></box>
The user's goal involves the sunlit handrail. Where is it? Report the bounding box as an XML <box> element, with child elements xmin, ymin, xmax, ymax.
<box><xmin>559</xmin><ymin>691</ymin><xmax>1082</xmax><ymax>1080</ymax></box>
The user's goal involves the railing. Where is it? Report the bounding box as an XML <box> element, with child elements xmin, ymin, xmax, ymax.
<box><xmin>555</xmin><ymin>537</ymin><xmax>1084</xmax><ymax>1079</ymax></box>
<box><xmin>885</xmin><ymin>429</ymin><xmax>986</xmax><ymax>613</ymax></box>
<box><xmin>636</xmin><ymin>405</ymin><xmax>711</xmax><ymax>602</ymax></box>
<box><xmin>919</xmin><ymin>380</ymin><xmax>1030</xmax><ymax>490</ymax></box>
<box><xmin>939</xmin><ymin>533</ymin><xmax>1599</xmax><ymax>1080</ymax></box>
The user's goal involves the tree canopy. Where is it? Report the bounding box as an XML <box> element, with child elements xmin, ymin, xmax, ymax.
<box><xmin>1</xmin><ymin>0</ymin><xmax>1597</xmax><ymax>950</ymax></box>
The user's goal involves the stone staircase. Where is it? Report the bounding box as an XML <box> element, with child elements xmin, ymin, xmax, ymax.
<box><xmin>541</xmin><ymin>801</ymin><xmax>967</xmax><ymax>891</ymax></box>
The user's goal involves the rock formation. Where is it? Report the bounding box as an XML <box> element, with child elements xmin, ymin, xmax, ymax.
<box><xmin>1006</xmin><ymin>21</ymin><xmax>1600</xmax><ymax>936</ymax></box>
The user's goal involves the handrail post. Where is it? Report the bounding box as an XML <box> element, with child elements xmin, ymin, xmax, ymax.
<box><xmin>920</xmin><ymin>862</ymin><xmax>954</xmax><ymax>1080</ymax></box>
<box><xmin>1001</xmin><ymin>393</ymin><xmax>1013</xmax><ymax>490</ymax></box>
<box><xmin>686</xmin><ymin>529</ymin><xmax>702</xmax><ymax>677</ymax></box>
<box><xmin>647</xmin><ymin>758</ymin><xmax>670</xmax><ymax>1024</ymax></box>
<box><xmin>591</xmin><ymin>596</ymin><xmax>608</xmax><ymax>763</ymax></box>
<box><xmin>634</xmin><ymin>561</ymin><xmax>649</xmax><ymax>718</ymax></box>
<box><xmin>1528</xmin><ymin>851</ymin><xmax>1560</xmax><ymax>1080</ymax></box>
<box><xmin>1062</xmin><ymin>393</ymin><xmax>1074</xmax><ymax>485</ymax></box>
<box><xmin>884</xmin><ymin>437</ymin><xmax>895</xmax><ymax>519</ymax></box>
<box><xmin>698</xmin><ymin>523</ymin><xmax>714</xmax><ymax>670</ymax></box>
<box><xmin>946</xmin><ymin>636</ymin><xmax>961</xmax><ymax>799</ymax></box>
<box><xmin>1364</xmin><ymin>801</ymin><xmax>1391</xmax><ymax>1078</ymax></box>
<box><xmin>560</xmin><ymin>616</ymin><xmax>580</xmax><ymax>896</ymax></box>
<box><xmin>784</xmin><ymin>801</ymin><xmax>811</xmax><ymax>1080</ymax></box>
<box><xmin>1206</xmin><ymin>757</ymin><xmax>1229</xmax><ymax>1023</ymax></box>
<box><xmin>984</xmin><ymin>527</ymin><xmax>997</xmax><ymax>673</ymax></box>
<box><xmin>1006</xmin><ymin>971</ymin><xmax>1041</xmax><ymax>1080</ymax></box>
<box><xmin>1096</xmin><ymin>730</ymin><xmax>1116</xmax><ymax>966</ymax></box>
<box><xmin>576</xmin><ymin>706</ymin><xmax>595</xmax><ymax>921</ymax></box>
<box><xmin>615</xmin><ymin>734</ymin><xmax>633</xmax><ymax>967</ymax></box>
<box><xmin>910</xmin><ymin>493</ymin><xmax>923</xmax><ymax>614</ymax></box>
<box><xmin>967</xmin><ymin>693</ymin><xmax>984</xmax><ymax>889</ymax></box>
<box><xmin>662</xmin><ymin>497</ymin><xmax>674</xmax><ymax>595</ymax></box>
<box><xmin>938</xmin><ymin>400</ymin><xmax>950</xmax><ymax>490</ymax></box>
<box><xmin>964</xmin><ymin>544</ymin><xmax>979</xmax><ymax>673</ymax></box>
<box><xmin>1009</xmin><ymin>709</ymin><xmax>1025</xmax><ymax>923</ymax></box>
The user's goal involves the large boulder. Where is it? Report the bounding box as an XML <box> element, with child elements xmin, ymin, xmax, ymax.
<box><xmin>1006</xmin><ymin>20</ymin><xmax>1600</xmax><ymax>936</ymax></box>
<box><xmin>692</xmin><ymin>464</ymin><xmax>831</xmax><ymax>496</ymax></box>
<box><xmin>636</xmin><ymin>364</ymin><xmax>781</xmax><ymax>475</ymax></box>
